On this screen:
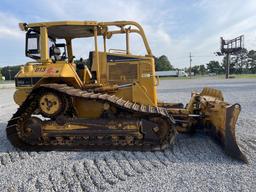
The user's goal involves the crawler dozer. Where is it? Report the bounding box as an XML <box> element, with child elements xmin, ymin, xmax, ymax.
<box><xmin>7</xmin><ymin>21</ymin><xmax>247</xmax><ymax>162</ymax></box>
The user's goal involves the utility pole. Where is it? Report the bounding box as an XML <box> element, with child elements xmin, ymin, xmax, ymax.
<box><xmin>225</xmin><ymin>53</ymin><xmax>230</xmax><ymax>79</ymax></box>
<box><xmin>189</xmin><ymin>52</ymin><xmax>192</xmax><ymax>78</ymax></box>
<box><xmin>8</xmin><ymin>67</ymin><xmax>12</xmax><ymax>80</ymax></box>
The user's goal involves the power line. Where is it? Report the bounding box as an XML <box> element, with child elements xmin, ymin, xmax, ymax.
<box><xmin>193</xmin><ymin>55</ymin><xmax>217</xmax><ymax>58</ymax></box>
<box><xmin>189</xmin><ymin>52</ymin><xmax>192</xmax><ymax>78</ymax></box>
<box><xmin>170</xmin><ymin>53</ymin><xmax>219</xmax><ymax>60</ymax></box>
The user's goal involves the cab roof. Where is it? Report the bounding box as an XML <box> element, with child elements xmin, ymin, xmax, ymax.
<box><xmin>18</xmin><ymin>20</ymin><xmax>153</xmax><ymax>56</ymax></box>
<box><xmin>19</xmin><ymin>21</ymin><xmax>135</xmax><ymax>39</ymax></box>
<box><xmin>27</xmin><ymin>21</ymin><xmax>98</xmax><ymax>28</ymax></box>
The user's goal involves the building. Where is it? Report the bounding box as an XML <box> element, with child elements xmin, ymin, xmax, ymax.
<box><xmin>155</xmin><ymin>70</ymin><xmax>188</xmax><ymax>77</ymax></box>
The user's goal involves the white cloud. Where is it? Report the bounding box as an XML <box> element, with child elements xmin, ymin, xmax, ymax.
<box><xmin>0</xmin><ymin>12</ymin><xmax>23</xmax><ymax>39</ymax></box>
<box><xmin>166</xmin><ymin>0</ymin><xmax>256</xmax><ymax>67</ymax></box>
<box><xmin>1</xmin><ymin>0</ymin><xmax>256</xmax><ymax>67</ymax></box>
<box><xmin>36</xmin><ymin>0</ymin><xmax>173</xmax><ymax>58</ymax></box>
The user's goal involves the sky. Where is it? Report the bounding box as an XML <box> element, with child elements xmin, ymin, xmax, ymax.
<box><xmin>0</xmin><ymin>0</ymin><xmax>256</xmax><ymax>68</ymax></box>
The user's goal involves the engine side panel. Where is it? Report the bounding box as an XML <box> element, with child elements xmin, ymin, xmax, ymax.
<box><xmin>14</xmin><ymin>62</ymin><xmax>83</xmax><ymax>105</ymax></box>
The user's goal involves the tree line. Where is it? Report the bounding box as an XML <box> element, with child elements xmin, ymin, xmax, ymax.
<box><xmin>189</xmin><ymin>49</ymin><xmax>256</xmax><ymax>75</ymax></box>
<box><xmin>0</xmin><ymin>65</ymin><xmax>21</xmax><ymax>80</ymax></box>
<box><xmin>1</xmin><ymin>49</ymin><xmax>256</xmax><ymax>80</ymax></box>
<box><xmin>0</xmin><ymin>55</ymin><xmax>174</xmax><ymax>80</ymax></box>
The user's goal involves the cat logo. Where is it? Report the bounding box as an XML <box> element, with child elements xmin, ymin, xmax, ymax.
<box><xmin>46</xmin><ymin>67</ymin><xmax>58</xmax><ymax>75</ymax></box>
<box><xmin>34</xmin><ymin>67</ymin><xmax>46</xmax><ymax>72</ymax></box>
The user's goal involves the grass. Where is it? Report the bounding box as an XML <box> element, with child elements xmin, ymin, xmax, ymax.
<box><xmin>232</xmin><ymin>74</ymin><xmax>256</xmax><ymax>78</ymax></box>
<box><xmin>211</xmin><ymin>74</ymin><xmax>256</xmax><ymax>79</ymax></box>
<box><xmin>159</xmin><ymin>76</ymin><xmax>191</xmax><ymax>80</ymax></box>
<box><xmin>0</xmin><ymin>80</ymin><xmax>14</xmax><ymax>84</ymax></box>
<box><xmin>160</xmin><ymin>74</ymin><xmax>256</xmax><ymax>80</ymax></box>
<box><xmin>0</xmin><ymin>74</ymin><xmax>255</xmax><ymax>84</ymax></box>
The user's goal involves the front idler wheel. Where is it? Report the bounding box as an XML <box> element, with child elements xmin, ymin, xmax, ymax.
<box><xmin>39</xmin><ymin>91</ymin><xmax>66</xmax><ymax>118</ymax></box>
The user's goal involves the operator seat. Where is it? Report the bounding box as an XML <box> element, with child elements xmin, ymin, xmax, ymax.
<box><xmin>87</xmin><ymin>51</ymin><xmax>93</xmax><ymax>70</ymax></box>
<box><xmin>87</xmin><ymin>51</ymin><xmax>97</xmax><ymax>80</ymax></box>
<box><xmin>50</xmin><ymin>45</ymin><xmax>61</xmax><ymax>61</ymax></box>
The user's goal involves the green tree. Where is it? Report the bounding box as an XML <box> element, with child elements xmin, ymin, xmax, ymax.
<box><xmin>0</xmin><ymin>68</ymin><xmax>2</xmax><ymax>80</ymax></box>
<box><xmin>191</xmin><ymin>65</ymin><xmax>200</xmax><ymax>75</ymax></box>
<box><xmin>232</xmin><ymin>49</ymin><xmax>248</xmax><ymax>74</ymax></box>
<box><xmin>247</xmin><ymin>50</ymin><xmax>256</xmax><ymax>73</ymax></box>
<box><xmin>155</xmin><ymin>55</ymin><xmax>173</xmax><ymax>71</ymax></box>
<box><xmin>188</xmin><ymin>64</ymin><xmax>206</xmax><ymax>76</ymax></box>
<box><xmin>199</xmin><ymin>64</ymin><xmax>207</xmax><ymax>75</ymax></box>
<box><xmin>1</xmin><ymin>65</ymin><xmax>21</xmax><ymax>80</ymax></box>
<box><xmin>207</xmin><ymin>60</ymin><xmax>223</xmax><ymax>74</ymax></box>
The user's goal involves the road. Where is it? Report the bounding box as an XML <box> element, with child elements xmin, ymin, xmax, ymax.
<box><xmin>0</xmin><ymin>78</ymin><xmax>255</xmax><ymax>191</ymax></box>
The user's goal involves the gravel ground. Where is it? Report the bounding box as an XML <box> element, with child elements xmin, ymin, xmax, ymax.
<box><xmin>0</xmin><ymin>83</ymin><xmax>15</xmax><ymax>89</ymax></box>
<box><xmin>0</xmin><ymin>78</ymin><xmax>255</xmax><ymax>192</ymax></box>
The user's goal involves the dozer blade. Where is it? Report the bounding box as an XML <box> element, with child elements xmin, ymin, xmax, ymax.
<box><xmin>224</xmin><ymin>104</ymin><xmax>247</xmax><ymax>162</ymax></box>
<box><xmin>199</xmin><ymin>88</ymin><xmax>248</xmax><ymax>163</ymax></box>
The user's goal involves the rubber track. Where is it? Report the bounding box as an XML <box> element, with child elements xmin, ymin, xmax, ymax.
<box><xmin>6</xmin><ymin>83</ymin><xmax>176</xmax><ymax>151</ymax></box>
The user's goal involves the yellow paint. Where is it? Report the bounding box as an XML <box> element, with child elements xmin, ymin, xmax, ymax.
<box><xmin>14</xmin><ymin>88</ymin><xmax>31</xmax><ymax>105</ymax></box>
<box><xmin>15</xmin><ymin>21</ymin><xmax>163</xmax><ymax>111</ymax></box>
<box><xmin>132</xmin><ymin>82</ymin><xmax>155</xmax><ymax>106</ymax></box>
<box><xmin>73</xmin><ymin>98</ymin><xmax>104</xmax><ymax>118</ymax></box>
<box><xmin>40</xmin><ymin>27</ymin><xmax>50</xmax><ymax>63</ymax></box>
<box><xmin>13</xmin><ymin>21</ymin><xmax>244</xmax><ymax>159</ymax></box>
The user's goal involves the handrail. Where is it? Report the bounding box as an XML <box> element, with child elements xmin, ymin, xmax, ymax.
<box><xmin>98</xmin><ymin>21</ymin><xmax>152</xmax><ymax>56</ymax></box>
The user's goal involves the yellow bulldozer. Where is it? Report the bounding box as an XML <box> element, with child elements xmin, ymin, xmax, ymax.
<box><xmin>7</xmin><ymin>20</ymin><xmax>247</xmax><ymax>162</ymax></box>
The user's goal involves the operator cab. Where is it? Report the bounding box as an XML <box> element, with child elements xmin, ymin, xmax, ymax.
<box><xmin>22</xmin><ymin>21</ymin><xmax>154</xmax><ymax>85</ymax></box>
<box><xmin>26</xmin><ymin>29</ymin><xmax>67</xmax><ymax>62</ymax></box>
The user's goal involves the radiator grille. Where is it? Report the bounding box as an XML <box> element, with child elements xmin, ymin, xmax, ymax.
<box><xmin>108</xmin><ymin>63</ymin><xmax>137</xmax><ymax>83</ymax></box>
